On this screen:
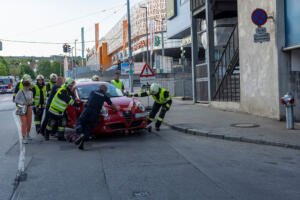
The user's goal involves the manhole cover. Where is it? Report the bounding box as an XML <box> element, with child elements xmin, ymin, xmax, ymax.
<box><xmin>231</xmin><ymin>123</ymin><xmax>260</xmax><ymax>128</ymax></box>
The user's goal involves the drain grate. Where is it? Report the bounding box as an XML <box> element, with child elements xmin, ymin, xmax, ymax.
<box><xmin>231</xmin><ymin>123</ymin><xmax>260</xmax><ymax>128</ymax></box>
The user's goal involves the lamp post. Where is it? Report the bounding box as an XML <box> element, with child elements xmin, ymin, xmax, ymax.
<box><xmin>154</xmin><ymin>18</ymin><xmax>165</xmax><ymax>58</ymax></box>
<box><xmin>127</xmin><ymin>0</ymin><xmax>133</xmax><ymax>92</ymax></box>
<box><xmin>140</xmin><ymin>6</ymin><xmax>149</xmax><ymax>65</ymax></box>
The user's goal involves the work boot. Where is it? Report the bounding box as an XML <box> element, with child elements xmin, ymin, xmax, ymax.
<box><xmin>75</xmin><ymin>134</ymin><xmax>85</xmax><ymax>145</ymax></box>
<box><xmin>155</xmin><ymin>126</ymin><xmax>160</xmax><ymax>131</ymax></box>
<box><xmin>78</xmin><ymin>139</ymin><xmax>85</xmax><ymax>150</ymax></box>
<box><xmin>44</xmin><ymin>133</ymin><xmax>49</xmax><ymax>141</ymax></box>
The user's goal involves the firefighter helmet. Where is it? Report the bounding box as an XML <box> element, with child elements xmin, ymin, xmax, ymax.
<box><xmin>65</xmin><ymin>78</ymin><xmax>75</xmax><ymax>87</ymax></box>
<box><xmin>36</xmin><ymin>74</ymin><xmax>44</xmax><ymax>80</ymax></box>
<box><xmin>22</xmin><ymin>74</ymin><xmax>32</xmax><ymax>82</ymax></box>
<box><xmin>50</xmin><ymin>73</ymin><xmax>58</xmax><ymax>80</ymax></box>
<box><xmin>150</xmin><ymin>83</ymin><xmax>160</xmax><ymax>95</ymax></box>
<box><xmin>92</xmin><ymin>75</ymin><xmax>100</xmax><ymax>81</ymax></box>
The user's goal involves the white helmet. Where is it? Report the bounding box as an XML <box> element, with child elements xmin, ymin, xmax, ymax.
<box><xmin>150</xmin><ymin>83</ymin><xmax>160</xmax><ymax>95</ymax></box>
<box><xmin>50</xmin><ymin>73</ymin><xmax>58</xmax><ymax>80</ymax></box>
<box><xmin>36</xmin><ymin>74</ymin><xmax>44</xmax><ymax>80</ymax></box>
<box><xmin>92</xmin><ymin>75</ymin><xmax>100</xmax><ymax>81</ymax></box>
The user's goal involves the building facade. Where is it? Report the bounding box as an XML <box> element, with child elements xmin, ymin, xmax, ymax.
<box><xmin>190</xmin><ymin>0</ymin><xmax>300</xmax><ymax>120</ymax></box>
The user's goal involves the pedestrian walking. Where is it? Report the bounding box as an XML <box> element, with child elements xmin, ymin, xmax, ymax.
<box><xmin>32</xmin><ymin>75</ymin><xmax>46</xmax><ymax>134</ymax></box>
<box><xmin>41</xmin><ymin>76</ymin><xmax>64</xmax><ymax>135</ymax></box>
<box><xmin>129</xmin><ymin>83</ymin><xmax>172</xmax><ymax>131</ymax></box>
<box><xmin>74</xmin><ymin>84</ymin><xmax>119</xmax><ymax>150</ymax></box>
<box><xmin>15</xmin><ymin>74</ymin><xmax>34</xmax><ymax>144</ymax></box>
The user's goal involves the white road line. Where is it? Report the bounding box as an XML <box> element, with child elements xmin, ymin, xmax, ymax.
<box><xmin>12</xmin><ymin>110</ymin><xmax>26</xmax><ymax>175</ymax></box>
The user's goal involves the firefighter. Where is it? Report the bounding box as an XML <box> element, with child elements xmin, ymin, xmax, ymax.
<box><xmin>111</xmin><ymin>71</ymin><xmax>124</xmax><ymax>92</ymax></box>
<box><xmin>41</xmin><ymin>76</ymin><xmax>64</xmax><ymax>136</ymax></box>
<box><xmin>130</xmin><ymin>83</ymin><xmax>172</xmax><ymax>131</ymax></box>
<box><xmin>74</xmin><ymin>84</ymin><xmax>119</xmax><ymax>150</ymax></box>
<box><xmin>46</xmin><ymin>73</ymin><xmax>58</xmax><ymax>96</ymax></box>
<box><xmin>45</xmin><ymin>78</ymin><xmax>82</xmax><ymax>141</ymax></box>
<box><xmin>13</xmin><ymin>74</ymin><xmax>32</xmax><ymax>102</ymax></box>
<box><xmin>92</xmin><ymin>75</ymin><xmax>100</xmax><ymax>81</ymax></box>
<box><xmin>32</xmin><ymin>75</ymin><xmax>47</xmax><ymax>134</ymax></box>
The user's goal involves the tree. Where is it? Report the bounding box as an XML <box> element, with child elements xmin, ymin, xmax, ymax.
<box><xmin>0</xmin><ymin>63</ymin><xmax>7</xmax><ymax>76</ymax></box>
<box><xmin>51</xmin><ymin>61</ymin><xmax>64</xmax><ymax>77</ymax></box>
<box><xmin>0</xmin><ymin>56</ymin><xmax>10</xmax><ymax>75</ymax></box>
<box><xmin>37</xmin><ymin>60</ymin><xmax>51</xmax><ymax>79</ymax></box>
<box><xmin>18</xmin><ymin>64</ymin><xmax>35</xmax><ymax>80</ymax></box>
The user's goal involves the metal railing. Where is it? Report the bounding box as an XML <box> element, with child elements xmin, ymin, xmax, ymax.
<box><xmin>213</xmin><ymin>24</ymin><xmax>240</xmax><ymax>102</ymax></box>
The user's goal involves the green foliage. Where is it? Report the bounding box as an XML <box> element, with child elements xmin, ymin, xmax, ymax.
<box><xmin>0</xmin><ymin>56</ymin><xmax>9</xmax><ymax>75</ymax></box>
<box><xmin>18</xmin><ymin>64</ymin><xmax>35</xmax><ymax>79</ymax></box>
<box><xmin>0</xmin><ymin>63</ymin><xmax>8</xmax><ymax>76</ymax></box>
<box><xmin>50</xmin><ymin>61</ymin><xmax>64</xmax><ymax>77</ymax></box>
<box><xmin>37</xmin><ymin>60</ymin><xmax>51</xmax><ymax>79</ymax></box>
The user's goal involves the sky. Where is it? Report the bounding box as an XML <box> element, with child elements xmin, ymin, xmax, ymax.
<box><xmin>0</xmin><ymin>0</ymin><xmax>144</xmax><ymax>57</ymax></box>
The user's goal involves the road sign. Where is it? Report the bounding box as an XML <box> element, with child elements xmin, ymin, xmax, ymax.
<box><xmin>140</xmin><ymin>63</ymin><xmax>155</xmax><ymax>77</ymax></box>
<box><xmin>251</xmin><ymin>8</ymin><xmax>268</xmax><ymax>26</ymax></box>
<box><xmin>254</xmin><ymin>26</ymin><xmax>270</xmax><ymax>43</ymax></box>
<box><xmin>121</xmin><ymin>62</ymin><xmax>135</xmax><ymax>75</ymax></box>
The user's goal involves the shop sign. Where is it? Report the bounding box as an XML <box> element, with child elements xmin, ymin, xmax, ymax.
<box><xmin>132</xmin><ymin>36</ymin><xmax>160</xmax><ymax>52</ymax></box>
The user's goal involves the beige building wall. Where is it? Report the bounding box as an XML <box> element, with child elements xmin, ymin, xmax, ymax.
<box><xmin>238</xmin><ymin>0</ymin><xmax>281</xmax><ymax>119</ymax></box>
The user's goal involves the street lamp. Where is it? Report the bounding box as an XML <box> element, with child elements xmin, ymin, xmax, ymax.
<box><xmin>140</xmin><ymin>6</ymin><xmax>149</xmax><ymax>65</ymax></box>
<box><xmin>154</xmin><ymin>18</ymin><xmax>165</xmax><ymax>58</ymax></box>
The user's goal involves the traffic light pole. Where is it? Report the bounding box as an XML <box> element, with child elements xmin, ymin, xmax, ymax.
<box><xmin>127</xmin><ymin>0</ymin><xmax>133</xmax><ymax>93</ymax></box>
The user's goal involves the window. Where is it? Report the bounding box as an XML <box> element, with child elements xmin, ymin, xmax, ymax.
<box><xmin>180</xmin><ymin>0</ymin><xmax>189</xmax><ymax>5</ymax></box>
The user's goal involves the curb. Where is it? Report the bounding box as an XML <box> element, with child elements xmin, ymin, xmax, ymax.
<box><xmin>163</xmin><ymin>122</ymin><xmax>300</xmax><ymax>151</ymax></box>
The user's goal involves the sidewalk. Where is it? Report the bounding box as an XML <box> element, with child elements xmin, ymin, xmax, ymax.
<box><xmin>162</xmin><ymin>99</ymin><xmax>300</xmax><ymax>150</ymax></box>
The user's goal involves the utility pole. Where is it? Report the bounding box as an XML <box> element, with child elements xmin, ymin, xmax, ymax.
<box><xmin>140</xmin><ymin>6</ymin><xmax>149</xmax><ymax>65</ymax></box>
<box><xmin>127</xmin><ymin>0</ymin><xmax>133</xmax><ymax>92</ymax></box>
<box><xmin>75</xmin><ymin>39</ymin><xmax>78</xmax><ymax>79</ymax></box>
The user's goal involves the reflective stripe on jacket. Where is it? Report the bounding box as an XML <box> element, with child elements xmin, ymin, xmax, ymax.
<box><xmin>152</xmin><ymin>88</ymin><xmax>172</xmax><ymax>104</ymax></box>
<box><xmin>33</xmin><ymin>85</ymin><xmax>47</xmax><ymax>106</ymax></box>
<box><xmin>49</xmin><ymin>85</ymin><xmax>73</xmax><ymax>115</ymax></box>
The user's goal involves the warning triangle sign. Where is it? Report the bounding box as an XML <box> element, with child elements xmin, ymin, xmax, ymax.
<box><xmin>140</xmin><ymin>63</ymin><xmax>155</xmax><ymax>77</ymax></box>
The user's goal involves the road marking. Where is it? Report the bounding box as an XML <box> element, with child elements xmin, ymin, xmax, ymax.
<box><xmin>12</xmin><ymin>111</ymin><xmax>26</xmax><ymax>178</ymax></box>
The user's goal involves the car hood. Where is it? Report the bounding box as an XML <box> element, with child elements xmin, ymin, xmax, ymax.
<box><xmin>107</xmin><ymin>96</ymin><xmax>138</xmax><ymax>111</ymax></box>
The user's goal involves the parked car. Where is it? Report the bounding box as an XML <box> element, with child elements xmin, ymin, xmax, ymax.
<box><xmin>66</xmin><ymin>80</ymin><xmax>148</xmax><ymax>134</ymax></box>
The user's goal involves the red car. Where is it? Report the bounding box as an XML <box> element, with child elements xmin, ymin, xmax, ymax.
<box><xmin>66</xmin><ymin>80</ymin><xmax>148</xmax><ymax>134</ymax></box>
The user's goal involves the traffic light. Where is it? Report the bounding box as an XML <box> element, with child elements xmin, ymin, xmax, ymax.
<box><xmin>63</xmin><ymin>44</ymin><xmax>68</xmax><ymax>53</ymax></box>
<box><xmin>63</xmin><ymin>44</ymin><xmax>71</xmax><ymax>53</ymax></box>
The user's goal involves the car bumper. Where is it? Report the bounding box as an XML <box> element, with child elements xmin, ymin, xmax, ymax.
<box><xmin>92</xmin><ymin>112</ymin><xmax>148</xmax><ymax>134</ymax></box>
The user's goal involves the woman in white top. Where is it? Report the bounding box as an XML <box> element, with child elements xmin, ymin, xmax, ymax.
<box><xmin>15</xmin><ymin>74</ymin><xmax>34</xmax><ymax>144</ymax></box>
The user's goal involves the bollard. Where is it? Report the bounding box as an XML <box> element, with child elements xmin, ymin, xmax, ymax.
<box><xmin>280</xmin><ymin>92</ymin><xmax>295</xmax><ymax>129</ymax></box>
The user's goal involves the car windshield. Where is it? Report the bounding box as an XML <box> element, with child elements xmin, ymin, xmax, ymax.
<box><xmin>77</xmin><ymin>84</ymin><xmax>123</xmax><ymax>99</ymax></box>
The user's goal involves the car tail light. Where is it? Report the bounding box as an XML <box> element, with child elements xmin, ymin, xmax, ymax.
<box><xmin>280</xmin><ymin>98</ymin><xmax>286</xmax><ymax>105</ymax></box>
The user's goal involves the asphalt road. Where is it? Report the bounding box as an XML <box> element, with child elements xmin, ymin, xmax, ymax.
<box><xmin>1</xmin><ymin>94</ymin><xmax>300</xmax><ymax>200</ymax></box>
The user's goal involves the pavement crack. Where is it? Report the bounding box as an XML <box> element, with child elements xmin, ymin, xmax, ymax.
<box><xmin>99</xmin><ymin>151</ymin><xmax>113</xmax><ymax>200</ymax></box>
<box><xmin>153</xmin><ymin>131</ymin><xmax>238</xmax><ymax>200</ymax></box>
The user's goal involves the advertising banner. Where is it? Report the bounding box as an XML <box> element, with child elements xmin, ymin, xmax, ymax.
<box><xmin>123</xmin><ymin>20</ymin><xmax>128</xmax><ymax>54</ymax></box>
<box><xmin>95</xmin><ymin>23</ymin><xmax>99</xmax><ymax>54</ymax></box>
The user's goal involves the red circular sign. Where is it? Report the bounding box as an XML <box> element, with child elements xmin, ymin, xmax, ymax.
<box><xmin>251</xmin><ymin>8</ymin><xmax>268</xmax><ymax>26</ymax></box>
